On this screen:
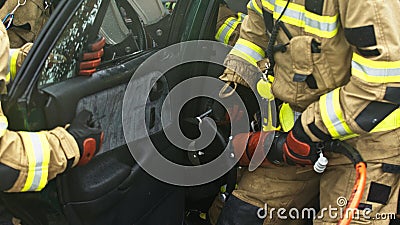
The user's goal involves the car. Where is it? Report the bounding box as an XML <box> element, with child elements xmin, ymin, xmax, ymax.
<box><xmin>0</xmin><ymin>0</ymin><xmax>247</xmax><ymax>225</ymax></box>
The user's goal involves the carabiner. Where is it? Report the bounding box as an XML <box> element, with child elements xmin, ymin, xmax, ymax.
<box><xmin>2</xmin><ymin>0</ymin><xmax>27</xmax><ymax>30</ymax></box>
<box><xmin>2</xmin><ymin>14</ymin><xmax>14</xmax><ymax>30</ymax></box>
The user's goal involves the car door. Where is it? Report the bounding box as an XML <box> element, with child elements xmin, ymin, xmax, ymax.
<box><xmin>4</xmin><ymin>0</ymin><xmax>221</xmax><ymax>152</ymax></box>
<box><xmin>2</xmin><ymin>0</ymin><xmax>226</xmax><ymax>225</ymax></box>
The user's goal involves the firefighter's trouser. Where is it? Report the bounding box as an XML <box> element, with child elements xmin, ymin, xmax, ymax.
<box><xmin>216</xmin><ymin>155</ymin><xmax>400</xmax><ymax>225</ymax></box>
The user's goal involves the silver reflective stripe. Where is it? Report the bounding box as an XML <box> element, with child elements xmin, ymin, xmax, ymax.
<box><xmin>274</xmin><ymin>4</ymin><xmax>338</xmax><ymax>33</ymax></box>
<box><xmin>248</xmin><ymin>0</ymin><xmax>262</xmax><ymax>15</ymax></box>
<box><xmin>239</xmin><ymin>13</ymin><xmax>246</xmax><ymax>21</ymax></box>
<box><xmin>0</xmin><ymin>116</ymin><xmax>8</xmax><ymax>137</ymax></box>
<box><xmin>294</xmin><ymin>111</ymin><xmax>302</xmax><ymax>122</ymax></box>
<box><xmin>218</xmin><ymin>19</ymin><xmax>238</xmax><ymax>43</ymax></box>
<box><xmin>305</xmin><ymin>17</ymin><xmax>337</xmax><ymax>33</ymax></box>
<box><xmin>325</xmin><ymin>92</ymin><xmax>348</xmax><ymax>137</ymax></box>
<box><xmin>233</xmin><ymin>44</ymin><xmax>264</xmax><ymax>62</ymax></box>
<box><xmin>29</xmin><ymin>133</ymin><xmax>45</xmax><ymax>191</ymax></box>
<box><xmin>352</xmin><ymin>60</ymin><xmax>400</xmax><ymax>77</ymax></box>
<box><xmin>262</xmin><ymin>0</ymin><xmax>276</xmax><ymax>10</ymax></box>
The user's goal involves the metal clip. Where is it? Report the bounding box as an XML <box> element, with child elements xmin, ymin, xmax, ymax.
<box><xmin>262</xmin><ymin>62</ymin><xmax>271</xmax><ymax>81</ymax></box>
<box><xmin>2</xmin><ymin>0</ymin><xmax>27</xmax><ymax>30</ymax></box>
<box><xmin>44</xmin><ymin>1</ymin><xmax>50</xmax><ymax>10</ymax></box>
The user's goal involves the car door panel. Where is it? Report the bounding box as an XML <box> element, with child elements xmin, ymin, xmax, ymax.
<box><xmin>58</xmin><ymin>144</ymin><xmax>185</xmax><ymax>225</ymax></box>
<box><xmin>40</xmin><ymin>50</ymin><xmax>156</xmax><ymax>139</ymax></box>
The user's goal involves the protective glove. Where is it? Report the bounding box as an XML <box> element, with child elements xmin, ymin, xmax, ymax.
<box><xmin>79</xmin><ymin>35</ymin><xmax>106</xmax><ymax>76</ymax></box>
<box><xmin>266</xmin><ymin>118</ymin><xmax>321</xmax><ymax>166</ymax></box>
<box><xmin>232</xmin><ymin>131</ymin><xmax>274</xmax><ymax>167</ymax></box>
<box><xmin>68</xmin><ymin>110</ymin><xmax>104</xmax><ymax>165</ymax></box>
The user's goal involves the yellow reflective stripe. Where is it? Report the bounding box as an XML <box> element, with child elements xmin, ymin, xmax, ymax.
<box><xmin>271</xmin><ymin>0</ymin><xmax>338</xmax><ymax>38</ymax></box>
<box><xmin>238</xmin><ymin>39</ymin><xmax>265</xmax><ymax>56</ymax></box>
<box><xmin>215</xmin><ymin>17</ymin><xmax>236</xmax><ymax>43</ymax></box>
<box><xmin>231</xmin><ymin>38</ymin><xmax>265</xmax><ymax>66</ymax></box>
<box><xmin>216</xmin><ymin>16</ymin><xmax>244</xmax><ymax>44</ymax></box>
<box><xmin>262</xmin><ymin>0</ymin><xmax>275</xmax><ymax>11</ymax></box>
<box><xmin>21</xmin><ymin>132</ymin><xmax>36</xmax><ymax>192</ymax></box>
<box><xmin>9</xmin><ymin>50</ymin><xmax>18</xmax><ymax>83</ymax></box>
<box><xmin>21</xmin><ymin>132</ymin><xmax>50</xmax><ymax>192</ymax></box>
<box><xmin>230</xmin><ymin>49</ymin><xmax>259</xmax><ymax>66</ymax></box>
<box><xmin>371</xmin><ymin>109</ymin><xmax>400</xmax><ymax>133</ymax></box>
<box><xmin>0</xmin><ymin>115</ymin><xmax>8</xmax><ymax>138</ymax></box>
<box><xmin>216</xmin><ymin>13</ymin><xmax>246</xmax><ymax>44</ymax></box>
<box><xmin>247</xmin><ymin>0</ymin><xmax>263</xmax><ymax>15</ymax></box>
<box><xmin>352</xmin><ymin>53</ymin><xmax>400</xmax><ymax>83</ymax></box>
<box><xmin>237</xmin><ymin>12</ymin><xmax>246</xmax><ymax>22</ymax></box>
<box><xmin>37</xmin><ymin>133</ymin><xmax>50</xmax><ymax>191</ymax></box>
<box><xmin>5</xmin><ymin>73</ymin><xmax>11</xmax><ymax>84</ymax></box>
<box><xmin>320</xmin><ymin>89</ymin><xmax>356</xmax><ymax>139</ymax></box>
<box><xmin>224</xmin><ymin>21</ymin><xmax>240</xmax><ymax>44</ymax></box>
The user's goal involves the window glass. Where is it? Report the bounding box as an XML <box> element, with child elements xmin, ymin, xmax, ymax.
<box><xmin>38</xmin><ymin>0</ymin><xmax>172</xmax><ymax>88</ymax></box>
<box><xmin>38</xmin><ymin>0</ymin><xmax>103</xmax><ymax>87</ymax></box>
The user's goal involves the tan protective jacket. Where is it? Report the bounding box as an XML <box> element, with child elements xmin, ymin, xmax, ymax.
<box><xmin>215</xmin><ymin>4</ymin><xmax>245</xmax><ymax>46</ymax></box>
<box><xmin>0</xmin><ymin>23</ymin><xmax>80</xmax><ymax>192</ymax></box>
<box><xmin>0</xmin><ymin>0</ymin><xmax>50</xmax><ymax>48</ymax></box>
<box><xmin>221</xmin><ymin>0</ymin><xmax>400</xmax><ymax>164</ymax></box>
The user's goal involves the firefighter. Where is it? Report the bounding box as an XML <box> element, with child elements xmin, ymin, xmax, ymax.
<box><xmin>216</xmin><ymin>0</ymin><xmax>400</xmax><ymax>224</ymax></box>
<box><xmin>0</xmin><ymin>22</ymin><xmax>103</xmax><ymax>193</ymax></box>
<box><xmin>0</xmin><ymin>0</ymin><xmax>51</xmax><ymax>48</ymax></box>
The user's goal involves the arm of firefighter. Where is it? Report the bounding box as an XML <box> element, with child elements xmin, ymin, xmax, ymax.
<box><xmin>7</xmin><ymin>43</ymin><xmax>33</xmax><ymax>84</ymax></box>
<box><xmin>220</xmin><ymin>0</ymin><xmax>269</xmax><ymax>89</ymax></box>
<box><xmin>215</xmin><ymin>3</ymin><xmax>246</xmax><ymax>46</ymax></box>
<box><xmin>0</xmin><ymin>105</ymin><xmax>81</xmax><ymax>193</ymax></box>
<box><xmin>0</xmin><ymin>24</ymin><xmax>9</xmax><ymax>93</ymax></box>
<box><xmin>301</xmin><ymin>0</ymin><xmax>400</xmax><ymax>142</ymax></box>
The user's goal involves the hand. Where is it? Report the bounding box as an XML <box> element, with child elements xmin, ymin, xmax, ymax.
<box><xmin>79</xmin><ymin>35</ymin><xmax>106</xmax><ymax>76</ymax></box>
<box><xmin>68</xmin><ymin>110</ymin><xmax>104</xmax><ymax>165</ymax></box>
<box><xmin>267</xmin><ymin>119</ymin><xmax>320</xmax><ymax>166</ymax></box>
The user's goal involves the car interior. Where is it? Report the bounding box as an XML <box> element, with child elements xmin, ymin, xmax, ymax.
<box><xmin>1</xmin><ymin>0</ymin><xmax>249</xmax><ymax>225</ymax></box>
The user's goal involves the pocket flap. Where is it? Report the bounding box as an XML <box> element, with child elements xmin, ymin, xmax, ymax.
<box><xmin>290</xmin><ymin>36</ymin><xmax>315</xmax><ymax>75</ymax></box>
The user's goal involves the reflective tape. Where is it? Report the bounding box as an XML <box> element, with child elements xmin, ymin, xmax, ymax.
<box><xmin>21</xmin><ymin>132</ymin><xmax>50</xmax><ymax>192</ymax></box>
<box><xmin>370</xmin><ymin>108</ymin><xmax>400</xmax><ymax>133</ymax></box>
<box><xmin>0</xmin><ymin>115</ymin><xmax>8</xmax><ymax>137</ymax></box>
<box><xmin>9</xmin><ymin>49</ymin><xmax>18</xmax><ymax>84</ymax></box>
<box><xmin>262</xmin><ymin>0</ymin><xmax>275</xmax><ymax>11</ymax></box>
<box><xmin>231</xmin><ymin>38</ymin><xmax>265</xmax><ymax>66</ymax></box>
<box><xmin>247</xmin><ymin>0</ymin><xmax>263</xmax><ymax>15</ymax></box>
<box><xmin>352</xmin><ymin>53</ymin><xmax>400</xmax><ymax>83</ymax></box>
<box><xmin>215</xmin><ymin>13</ymin><xmax>246</xmax><ymax>44</ymax></box>
<box><xmin>320</xmin><ymin>89</ymin><xmax>357</xmax><ymax>139</ymax></box>
<box><xmin>262</xmin><ymin>0</ymin><xmax>339</xmax><ymax>38</ymax></box>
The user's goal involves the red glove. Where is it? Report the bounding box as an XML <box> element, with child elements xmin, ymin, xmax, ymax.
<box><xmin>281</xmin><ymin>119</ymin><xmax>321</xmax><ymax>166</ymax></box>
<box><xmin>68</xmin><ymin>110</ymin><xmax>104</xmax><ymax>165</ymax></box>
<box><xmin>232</xmin><ymin>131</ymin><xmax>274</xmax><ymax>167</ymax></box>
<box><xmin>79</xmin><ymin>35</ymin><xmax>106</xmax><ymax>76</ymax></box>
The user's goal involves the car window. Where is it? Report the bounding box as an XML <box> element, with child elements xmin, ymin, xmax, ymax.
<box><xmin>38</xmin><ymin>0</ymin><xmax>173</xmax><ymax>88</ymax></box>
<box><xmin>38</xmin><ymin>0</ymin><xmax>103</xmax><ymax>88</ymax></box>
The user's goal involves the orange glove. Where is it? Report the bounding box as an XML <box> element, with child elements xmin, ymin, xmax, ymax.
<box><xmin>68</xmin><ymin>110</ymin><xmax>104</xmax><ymax>165</ymax></box>
<box><xmin>79</xmin><ymin>35</ymin><xmax>106</xmax><ymax>76</ymax></box>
